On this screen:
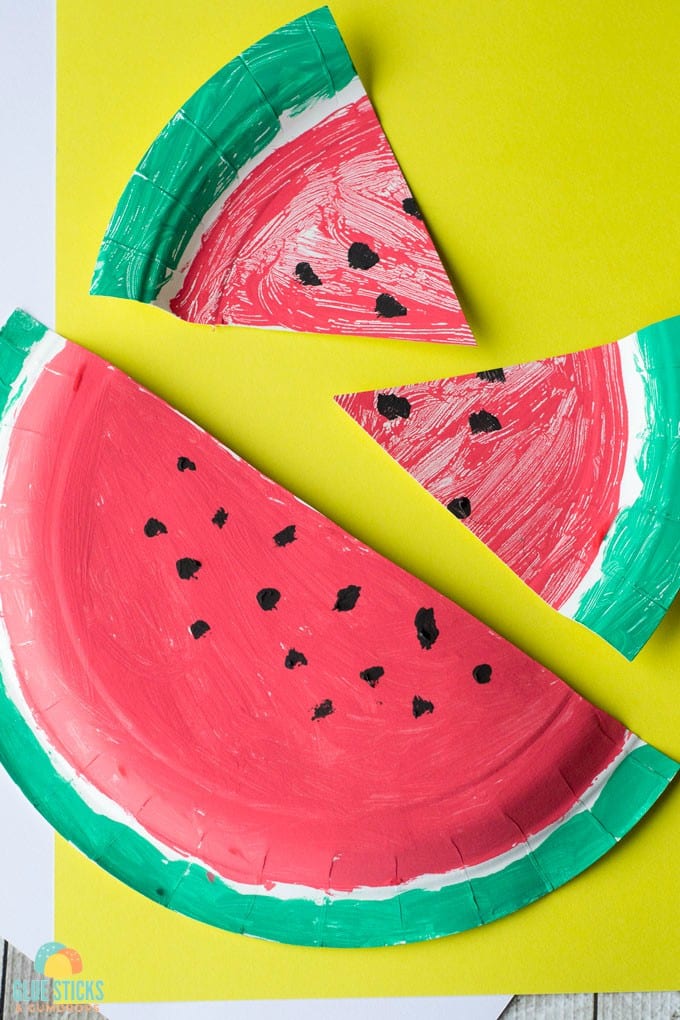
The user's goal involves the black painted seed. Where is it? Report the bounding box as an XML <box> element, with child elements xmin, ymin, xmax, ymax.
<box><xmin>377</xmin><ymin>392</ymin><xmax>411</xmax><ymax>420</ymax></box>
<box><xmin>257</xmin><ymin>587</ymin><xmax>281</xmax><ymax>611</ymax></box>
<box><xmin>334</xmin><ymin>585</ymin><xmax>361</xmax><ymax>611</ymax></box>
<box><xmin>415</xmin><ymin>607</ymin><xmax>439</xmax><ymax>649</ymax></box>
<box><xmin>190</xmin><ymin>620</ymin><xmax>210</xmax><ymax>639</ymax></box>
<box><xmin>285</xmin><ymin>648</ymin><xmax>308</xmax><ymax>669</ymax></box>
<box><xmin>312</xmin><ymin>698</ymin><xmax>334</xmax><ymax>720</ymax></box>
<box><xmin>473</xmin><ymin>663</ymin><xmax>493</xmax><ymax>684</ymax></box>
<box><xmin>176</xmin><ymin>557</ymin><xmax>202</xmax><ymax>580</ymax></box>
<box><xmin>177</xmin><ymin>456</ymin><xmax>196</xmax><ymax>472</ymax></box>
<box><xmin>477</xmin><ymin>368</ymin><xmax>506</xmax><ymax>383</ymax></box>
<box><xmin>144</xmin><ymin>517</ymin><xmax>167</xmax><ymax>537</ymax></box>
<box><xmin>402</xmin><ymin>196</ymin><xmax>423</xmax><ymax>220</ymax></box>
<box><xmin>446</xmin><ymin>496</ymin><xmax>471</xmax><ymax>520</ymax></box>
<box><xmin>156</xmin><ymin>887</ymin><xmax>165</xmax><ymax>897</ymax></box>
<box><xmin>295</xmin><ymin>261</ymin><xmax>322</xmax><ymax>286</ymax></box>
<box><xmin>212</xmin><ymin>507</ymin><xmax>228</xmax><ymax>528</ymax></box>
<box><xmin>375</xmin><ymin>293</ymin><xmax>407</xmax><ymax>318</ymax></box>
<box><xmin>348</xmin><ymin>241</ymin><xmax>380</xmax><ymax>270</ymax></box>
<box><xmin>360</xmin><ymin>666</ymin><xmax>384</xmax><ymax>688</ymax></box>
<box><xmin>413</xmin><ymin>695</ymin><xmax>434</xmax><ymax>718</ymax></box>
<box><xmin>274</xmin><ymin>524</ymin><xmax>297</xmax><ymax>547</ymax></box>
<box><xmin>469</xmin><ymin>409</ymin><xmax>502</xmax><ymax>434</ymax></box>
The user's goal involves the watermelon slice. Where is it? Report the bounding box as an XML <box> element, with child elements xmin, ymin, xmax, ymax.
<box><xmin>89</xmin><ymin>7</ymin><xmax>473</xmax><ymax>346</ymax></box>
<box><xmin>335</xmin><ymin>316</ymin><xmax>680</xmax><ymax>660</ymax></box>
<box><xmin>0</xmin><ymin>310</ymin><xmax>674</xmax><ymax>948</ymax></box>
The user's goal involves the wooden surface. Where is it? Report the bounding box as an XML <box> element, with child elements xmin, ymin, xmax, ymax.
<box><xmin>0</xmin><ymin>939</ymin><xmax>106</xmax><ymax>1018</ymax></box>
<box><xmin>1</xmin><ymin>936</ymin><xmax>679</xmax><ymax>1017</ymax></box>
<box><xmin>502</xmin><ymin>992</ymin><xmax>680</xmax><ymax>1019</ymax></box>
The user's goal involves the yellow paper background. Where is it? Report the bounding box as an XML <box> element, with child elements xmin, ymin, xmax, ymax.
<box><xmin>56</xmin><ymin>0</ymin><xmax>680</xmax><ymax>999</ymax></box>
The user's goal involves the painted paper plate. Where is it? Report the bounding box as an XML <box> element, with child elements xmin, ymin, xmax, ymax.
<box><xmin>0</xmin><ymin>311</ymin><xmax>675</xmax><ymax>947</ymax></box>
<box><xmin>90</xmin><ymin>7</ymin><xmax>473</xmax><ymax>346</ymax></box>
<box><xmin>336</xmin><ymin>316</ymin><xmax>680</xmax><ymax>660</ymax></box>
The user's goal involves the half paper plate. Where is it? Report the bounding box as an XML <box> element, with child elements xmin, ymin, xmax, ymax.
<box><xmin>90</xmin><ymin>7</ymin><xmax>473</xmax><ymax>346</ymax></box>
<box><xmin>336</xmin><ymin>316</ymin><xmax>680</xmax><ymax>660</ymax></box>
<box><xmin>0</xmin><ymin>311</ymin><xmax>675</xmax><ymax>947</ymax></box>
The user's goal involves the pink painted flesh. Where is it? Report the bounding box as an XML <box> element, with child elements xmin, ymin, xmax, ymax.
<box><xmin>169</xmin><ymin>95</ymin><xmax>473</xmax><ymax>345</ymax></box>
<box><xmin>0</xmin><ymin>341</ymin><xmax>627</xmax><ymax>892</ymax></box>
<box><xmin>337</xmin><ymin>345</ymin><xmax>628</xmax><ymax>609</ymax></box>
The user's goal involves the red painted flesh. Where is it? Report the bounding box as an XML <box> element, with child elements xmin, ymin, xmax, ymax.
<box><xmin>170</xmin><ymin>95</ymin><xmax>473</xmax><ymax>344</ymax></box>
<box><xmin>337</xmin><ymin>346</ymin><xmax>629</xmax><ymax>609</ymax></box>
<box><xmin>0</xmin><ymin>341</ymin><xmax>627</xmax><ymax>893</ymax></box>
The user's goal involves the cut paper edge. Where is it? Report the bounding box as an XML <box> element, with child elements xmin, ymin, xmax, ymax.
<box><xmin>0</xmin><ymin>310</ymin><xmax>675</xmax><ymax>948</ymax></box>
<box><xmin>335</xmin><ymin>315</ymin><xmax>680</xmax><ymax>660</ymax></box>
<box><xmin>562</xmin><ymin>319</ymin><xmax>680</xmax><ymax>656</ymax></box>
<box><xmin>90</xmin><ymin>7</ymin><xmax>473</xmax><ymax>345</ymax></box>
<box><xmin>91</xmin><ymin>7</ymin><xmax>357</xmax><ymax>305</ymax></box>
<box><xmin>154</xmin><ymin>75</ymin><xmax>367</xmax><ymax>313</ymax></box>
<box><xmin>0</xmin><ymin>652</ymin><xmax>675</xmax><ymax>947</ymax></box>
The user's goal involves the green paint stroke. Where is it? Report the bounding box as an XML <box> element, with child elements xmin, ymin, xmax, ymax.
<box><xmin>90</xmin><ymin>7</ymin><xmax>357</xmax><ymax>303</ymax></box>
<box><xmin>572</xmin><ymin>315</ymin><xmax>680</xmax><ymax>659</ymax></box>
<box><xmin>0</xmin><ymin>311</ymin><xmax>675</xmax><ymax>946</ymax></box>
<box><xmin>0</xmin><ymin>309</ymin><xmax>49</xmax><ymax>417</ymax></box>
<box><xmin>0</xmin><ymin>647</ymin><xmax>675</xmax><ymax>947</ymax></box>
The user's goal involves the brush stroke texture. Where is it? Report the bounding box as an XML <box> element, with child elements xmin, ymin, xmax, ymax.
<box><xmin>570</xmin><ymin>319</ymin><xmax>680</xmax><ymax>654</ymax></box>
<box><xmin>336</xmin><ymin>319</ymin><xmax>680</xmax><ymax>658</ymax></box>
<box><xmin>90</xmin><ymin>7</ymin><xmax>473</xmax><ymax>345</ymax></box>
<box><xmin>170</xmin><ymin>95</ymin><xmax>471</xmax><ymax>342</ymax></box>
<box><xmin>337</xmin><ymin>345</ymin><xmax>627</xmax><ymax>607</ymax></box>
<box><xmin>91</xmin><ymin>7</ymin><xmax>357</xmax><ymax>302</ymax></box>
<box><xmin>0</xmin><ymin>311</ymin><xmax>675</xmax><ymax>947</ymax></box>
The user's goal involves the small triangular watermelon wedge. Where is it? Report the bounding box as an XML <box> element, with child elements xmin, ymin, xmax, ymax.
<box><xmin>90</xmin><ymin>7</ymin><xmax>473</xmax><ymax>346</ymax></box>
<box><xmin>336</xmin><ymin>316</ymin><xmax>680</xmax><ymax>660</ymax></box>
<box><xmin>0</xmin><ymin>310</ymin><xmax>674</xmax><ymax>947</ymax></box>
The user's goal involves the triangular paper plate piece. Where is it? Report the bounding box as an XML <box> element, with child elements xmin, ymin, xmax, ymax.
<box><xmin>336</xmin><ymin>315</ymin><xmax>680</xmax><ymax>660</ymax></box>
<box><xmin>0</xmin><ymin>310</ymin><xmax>674</xmax><ymax>947</ymax></box>
<box><xmin>90</xmin><ymin>7</ymin><xmax>473</xmax><ymax>346</ymax></box>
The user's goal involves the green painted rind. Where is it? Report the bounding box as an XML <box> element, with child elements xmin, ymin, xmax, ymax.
<box><xmin>0</xmin><ymin>309</ymin><xmax>50</xmax><ymax>416</ymax></box>
<box><xmin>0</xmin><ymin>314</ymin><xmax>676</xmax><ymax>946</ymax></box>
<box><xmin>0</xmin><ymin>308</ymin><xmax>48</xmax><ymax>351</ymax></box>
<box><xmin>90</xmin><ymin>7</ymin><xmax>357</xmax><ymax>303</ymax></box>
<box><xmin>0</xmin><ymin>632</ymin><xmax>675</xmax><ymax>948</ymax></box>
<box><xmin>571</xmin><ymin>315</ymin><xmax>680</xmax><ymax>659</ymax></box>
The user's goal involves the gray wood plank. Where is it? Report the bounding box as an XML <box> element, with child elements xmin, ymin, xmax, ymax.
<box><xmin>503</xmin><ymin>992</ymin><xmax>680</xmax><ymax>1019</ymax></box>
<box><xmin>2</xmin><ymin>941</ymin><xmax>37</xmax><ymax>1019</ymax></box>
<box><xmin>600</xmin><ymin>991</ymin><xmax>680</xmax><ymax>1019</ymax></box>
<box><xmin>1</xmin><ymin>939</ymin><xmax>107</xmax><ymax>1019</ymax></box>
<box><xmin>0</xmin><ymin>942</ymin><xmax>8</xmax><ymax>1020</ymax></box>
<box><xmin>501</xmin><ymin>993</ymin><xmax>595</xmax><ymax>1019</ymax></box>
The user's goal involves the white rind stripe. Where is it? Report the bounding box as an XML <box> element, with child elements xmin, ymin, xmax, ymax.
<box><xmin>558</xmin><ymin>332</ymin><xmax>647</xmax><ymax>619</ymax></box>
<box><xmin>0</xmin><ymin>330</ymin><xmax>643</xmax><ymax>905</ymax></box>
<box><xmin>0</xmin><ymin>327</ymin><xmax>65</xmax><ymax>482</ymax></box>
<box><xmin>156</xmin><ymin>77</ymin><xmax>367</xmax><ymax>308</ymax></box>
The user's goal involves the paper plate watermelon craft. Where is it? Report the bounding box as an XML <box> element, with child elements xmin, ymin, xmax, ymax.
<box><xmin>90</xmin><ymin>7</ymin><xmax>473</xmax><ymax>346</ymax></box>
<box><xmin>336</xmin><ymin>316</ymin><xmax>680</xmax><ymax>660</ymax></box>
<box><xmin>0</xmin><ymin>310</ymin><xmax>675</xmax><ymax>947</ymax></box>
